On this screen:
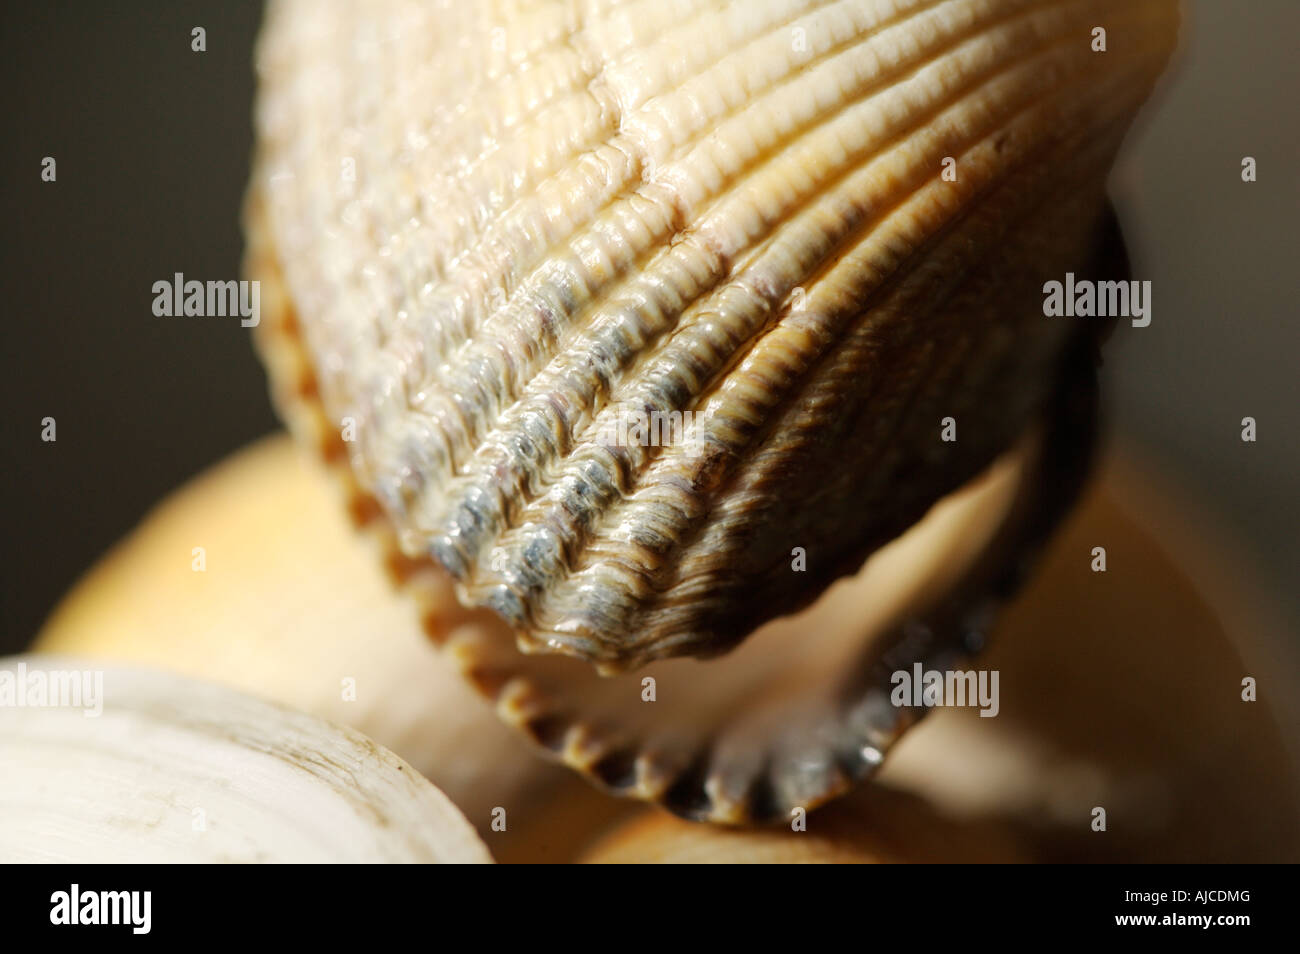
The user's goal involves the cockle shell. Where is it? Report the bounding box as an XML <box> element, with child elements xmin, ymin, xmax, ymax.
<box><xmin>245</xmin><ymin>0</ymin><xmax>1177</xmax><ymax>821</ymax></box>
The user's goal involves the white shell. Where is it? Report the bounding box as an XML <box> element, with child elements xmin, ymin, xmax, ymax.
<box><xmin>0</xmin><ymin>658</ymin><xmax>492</xmax><ymax>863</ymax></box>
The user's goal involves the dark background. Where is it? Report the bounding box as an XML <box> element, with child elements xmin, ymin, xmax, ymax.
<box><xmin>2</xmin><ymin>2</ymin><xmax>270</xmax><ymax>646</ymax></box>
<box><xmin>2</xmin><ymin>1</ymin><xmax>1297</xmax><ymax>659</ymax></box>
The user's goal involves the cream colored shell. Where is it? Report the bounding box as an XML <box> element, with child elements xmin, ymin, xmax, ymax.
<box><xmin>250</xmin><ymin>0</ymin><xmax>1178</xmax><ymax>669</ymax></box>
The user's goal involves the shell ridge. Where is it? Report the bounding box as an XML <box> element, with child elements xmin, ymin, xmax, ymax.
<box><xmin>517</xmin><ymin>49</ymin><xmax>1163</xmax><ymax>663</ymax></box>
<box><xmin>453</xmin><ymin>0</ymin><xmax>1164</xmax><ymax>654</ymax></box>
<box><xmin>410</xmin><ymin>0</ymin><xmax>1115</xmax><ymax>585</ymax></box>
<box><xmin>380</xmin><ymin>0</ymin><xmax>956</xmax><ymax>511</ymax></box>
<box><xmin>618</xmin><ymin>99</ymin><xmax>1151</xmax><ymax>662</ymax></box>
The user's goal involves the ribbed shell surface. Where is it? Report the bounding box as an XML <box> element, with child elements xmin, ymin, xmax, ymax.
<box><xmin>251</xmin><ymin>0</ymin><xmax>1177</xmax><ymax>668</ymax></box>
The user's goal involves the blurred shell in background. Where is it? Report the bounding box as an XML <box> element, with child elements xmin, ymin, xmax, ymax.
<box><xmin>0</xmin><ymin>659</ymin><xmax>491</xmax><ymax>864</ymax></box>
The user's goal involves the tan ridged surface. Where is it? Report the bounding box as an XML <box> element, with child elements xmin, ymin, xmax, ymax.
<box><xmin>250</xmin><ymin>0</ymin><xmax>1178</xmax><ymax>667</ymax></box>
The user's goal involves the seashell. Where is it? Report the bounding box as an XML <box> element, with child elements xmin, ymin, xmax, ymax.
<box><xmin>0</xmin><ymin>658</ymin><xmax>492</xmax><ymax>863</ymax></box>
<box><xmin>245</xmin><ymin>0</ymin><xmax>1178</xmax><ymax>821</ymax></box>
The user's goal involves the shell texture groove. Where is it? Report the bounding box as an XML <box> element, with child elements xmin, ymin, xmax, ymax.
<box><xmin>251</xmin><ymin>0</ymin><xmax>1176</xmax><ymax>669</ymax></box>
